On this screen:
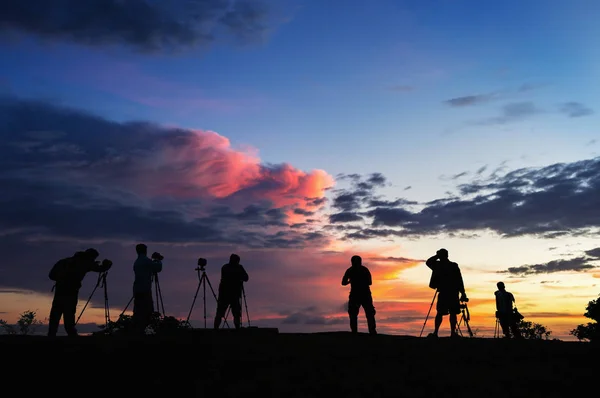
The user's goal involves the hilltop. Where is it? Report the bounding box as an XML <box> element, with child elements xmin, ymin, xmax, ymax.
<box><xmin>2</xmin><ymin>329</ymin><xmax>597</xmax><ymax>397</ymax></box>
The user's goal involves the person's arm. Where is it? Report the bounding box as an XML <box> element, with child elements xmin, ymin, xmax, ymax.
<box><xmin>425</xmin><ymin>255</ymin><xmax>438</xmax><ymax>270</ymax></box>
<box><xmin>367</xmin><ymin>268</ymin><xmax>372</xmax><ymax>286</ymax></box>
<box><xmin>495</xmin><ymin>291</ymin><xmax>500</xmax><ymax>311</ymax></box>
<box><xmin>341</xmin><ymin>269</ymin><xmax>350</xmax><ymax>286</ymax></box>
<box><xmin>240</xmin><ymin>265</ymin><xmax>249</xmax><ymax>282</ymax></box>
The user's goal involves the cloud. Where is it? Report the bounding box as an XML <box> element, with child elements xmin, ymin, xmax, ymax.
<box><xmin>474</xmin><ymin>101</ymin><xmax>541</xmax><ymax>125</ymax></box>
<box><xmin>559</xmin><ymin>102</ymin><xmax>594</xmax><ymax>118</ymax></box>
<box><xmin>444</xmin><ymin>93</ymin><xmax>497</xmax><ymax>107</ymax></box>
<box><xmin>0</xmin><ymin>0</ymin><xmax>274</xmax><ymax>53</ymax></box>
<box><xmin>502</xmin><ymin>256</ymin><xmax>596</xmax><ymax>276</ymax></box>
<box><xmin>330</xmin><ymin>156</ymin><xmax>600</xmax><ymax>241</ymax></box>
<box><xmin>390</xmin><ymin>85</ymin><xmax>414</xmax><ymax>92</ymax></box>
<box><xmin>0</xmin><ymin>96</ymin><xmax>334</xmax><ymax>249</ymax></box>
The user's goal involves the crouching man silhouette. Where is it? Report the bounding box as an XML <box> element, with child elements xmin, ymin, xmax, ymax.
<box><xmin>342</xmin><ymin>255</ymin><xmax>377</xmax><ymax>335</ymax></box>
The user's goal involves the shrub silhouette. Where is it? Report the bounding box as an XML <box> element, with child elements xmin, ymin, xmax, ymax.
<box><xmin>94</xmin><ymin>312</ymin><xmax>191</xmax><ymax>336</ymax></box>
<box><xmin>517</xmin><ymin>319</ymin><xmax>552</xmax><ymax>340</ymax></box>
<box><xmin>570</xmin><ymin>294</ymin><xmax>600</xmax><ymax>342</ymax></box>
<box><xmin>0</xmin><ymin>310</ymin><xmax>43</xmax><ymax>335</ymax></box>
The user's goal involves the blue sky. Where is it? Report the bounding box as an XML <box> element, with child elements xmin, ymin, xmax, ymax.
<box><xmin>1</xmin><ymin>0</ymin><xmax>599</xmax><ymax>338</ymax></box>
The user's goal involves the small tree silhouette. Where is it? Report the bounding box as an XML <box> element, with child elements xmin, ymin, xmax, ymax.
<box><xmin>0</xmin><ymin>310</ymin><xmax>43</xmax><ymax>335</ymax></box>
<box><xmin>570</xmin><ymin>294</ymin><xmax>600</xmax><ymax>342</ymax></box>
<box><xmin>517</xmin><ymin>319</ymin><xmax>552</xmax><ymax>340</ymax></box>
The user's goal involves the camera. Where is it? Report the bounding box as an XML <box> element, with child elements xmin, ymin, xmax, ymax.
<box><xmin>102</xmin><ymin>259</ymin><xmax>113</xmax><ymax>267</ymax></box>
<box><xmin>151</xmin><ymin>252</ymin><xmax>164</xmax><ymax>261</ymax></box>
<box><xmin>197</xmin><ymin>258</ymin><xmax>207</xmax><ymax>267</ymax></box>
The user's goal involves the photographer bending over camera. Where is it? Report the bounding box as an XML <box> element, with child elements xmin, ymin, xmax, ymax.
<box><xmin>426</xmin><ymin>248</ymin><xmax>467</xmax><ymax>338</ymax></box>
<box><xmin>132</xmin><ymin>243</ymin><xmax>163</xmax><ymax>335</ymax></box>
<box><xmin>214</xmin><ymin>253</ymin><xmax>249</xmax><ymax>329</ymax></box>
<box><xmin>495</xmin><ymin>282</ymin><xmax>522</xmax><ymax>339</ymax></box>
<box><xmin>48</xmin><ymin>248</ymin><xmax>113</xmax><ymax>337</ymax></box>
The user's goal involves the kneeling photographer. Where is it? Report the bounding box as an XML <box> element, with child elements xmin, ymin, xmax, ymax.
<box><xmin>132</xmin><ymin>243</ymin><xmax>164</xmax><ymax>335</ymax></box>
<box><xmin>214</xmin><ymin>253</ymin><xmax>249</xmax><ymax>329</ymax></box>
<box><xmin>425</xmin><ymin>248</ymin><xmax>468</xmax><ymax>338</ymax></box>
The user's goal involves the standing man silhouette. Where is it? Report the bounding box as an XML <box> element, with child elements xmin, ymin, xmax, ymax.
<box><xmin>214</xmin><ymin>254</ymin><xmax>249</xmax><ymax>329</ymax></box>
<box><xmin>495</xmin><ymin>281</ymin><xmax>522</xmax><ymax>339</ymax></box>
<box><xmin>425</xmin><ymin>248</ymin><xmax>467</xmax><ymax>338</ymax></box>
<box><xmin>342</xmin><ymin>255</ymin><xmax>377</xmax><ymax>335</ymax></box>
<box><xmin>132</xmin><ymin>243</ymin><xmax>163</xmax><ymax>335</ymax></box>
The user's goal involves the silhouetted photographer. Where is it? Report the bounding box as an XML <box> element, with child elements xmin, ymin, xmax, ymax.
<box><xmin>495</xmin><ymin>281</ymin><xmax>522</xmax><ymax>339</ymax></box>
<box><xmin>425</xmin><ymin>248</ymin><xmax>467</xmax><ymax>338</ymax></box>
<box><xmin>342</xmin><ymin>255</ymin><xmax>377</xmax><ymax>335</ymax></box>
<box><xmin>48</xmin><ymin>248</ymin><xmax>112</xmax><ymax>337</ymax></box>
<box><xmin>132</xmin><ymin>243</ymin><xmax>163</xmax><ymax>335</ymax></box>
<box><xmin>214</xmin><ymin>253</ymin><xmax>249</xmax><ymax>329</ymax></box>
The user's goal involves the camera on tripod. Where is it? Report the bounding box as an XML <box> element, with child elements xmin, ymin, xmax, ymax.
<box><xmin>151</xmin><ymin>252</ymin><xmax>164</xmax><ymax>261</ymax></box>
<box><xmin>195</xmin><ymin>257</ymin><xmax>207</xmax><ymax>271</ymax></box>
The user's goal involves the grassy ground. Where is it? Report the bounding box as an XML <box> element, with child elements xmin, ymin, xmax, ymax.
<box><xmin>2</xmin><ymin>330</ymin><xmax>597</xmax><ymax>397</ymax></box>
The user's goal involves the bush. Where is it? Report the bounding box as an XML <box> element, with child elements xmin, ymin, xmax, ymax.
<box><xmin>570</xmin><ymin>294</ymin><xmax>600</xmax><ymax>342</ymax></box>
<box><xmin>0</xmin><ymin>310</ymin><xmax>43</xmax><ymax>335</ymax></box>
<box><xmin>517</xmin><ymin>320</ymin><xmax>552</xmax><ymax>340</ymax></box>
<box><xmin>93</xmin><ymin>312</ymin><xmax>191</xmax><ymax>336</ymax></box>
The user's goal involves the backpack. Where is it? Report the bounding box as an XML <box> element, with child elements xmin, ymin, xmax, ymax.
<box><xmin>49</xmin><ymin>256</ymin><xmax>77</xmax><ymax>282</ymax></box>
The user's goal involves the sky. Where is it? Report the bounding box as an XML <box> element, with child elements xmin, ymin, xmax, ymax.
<box><xmin>1</xmin><ymin>0</ymin><xmax>599</xmax><ymax>340</ymax></box>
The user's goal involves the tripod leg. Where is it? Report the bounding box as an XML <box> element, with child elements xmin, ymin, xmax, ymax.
<box><xmin>103</xmin><ymin>274</ymin><xmax>110</xmax><ymax>328</ymax></box>
<box><xmin>242</xmin><ymin>285</ymin><xmax>251</xmax><ymax>327</ymax></box>
<box><xmin>419</xmin><ymin>290</ymin><xmax>438</xmax><ymax>337</ymax></box>
<box><xmin>186</xmin><ymin>274</ymin><xmax>203</xmax><ymax>324</ymax></box>
<box><xmin>203</xmin><ymin>274</ymin><xmax>207</xmax><ymax>328</ymax></box>
<box><xmin>204</xmin><ymin>275</ymin><xmax>230</xmax><ymax>328</ymax></box>
<box><xmin>75</xmin><ymin>274</ymin><xmax>102</xmax><ymax>326</ymax></box>
<box><xmin>120</xmin><ymin>296</ymin><xmax>134</xmax><ymax>318</ymax></box>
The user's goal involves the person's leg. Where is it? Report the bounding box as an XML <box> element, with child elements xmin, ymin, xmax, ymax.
<box><xmin>214</xmin><ymin>297</ymin><xmax>227</xmax><ymax>329</ymax></box>
<box><xmin>231</xmin><ymin>297</ymin><xmax>242</xmax><ymax>329</ymax></box>
<box><xmin>449</xmin><ymin>313</ymin><xmax>458</xmax><ymax>336</ymax></box>
<box><xmin>432</xmin><ymin>292</ymin><xmax>446</xmax><ymax>336</ymax></box>
<box><xmin>362</xmin><ymin>295</ymin><xmax>377</xmax><ymax>335</ymax></box>
<box><xmin>48</xmin><ymin>292</ymin><xmax>63</xmax><ymax>337</ymax></box>
<box><xmin>449</xmin><ymin>293</ymin><xmax>460</xmax><ymax>336</ymax></box>
<box><xmin>498</xmin><ymin>315</ymin><xmax>511</xmax><ymax>337</ymax></box>
<box><xmin>348</xmin><ymin>295</ymin><xmax>360</xmax><ymax>333</ymax></box>
<box><xmin>62</xmin><ymin>290</ymin><xmax>79</xmax><ymax>337</ymax></box>
<box><xmin>132</xmin><ymin>292</ymin><xmax>153</xmax><ymax>335</ymax></box>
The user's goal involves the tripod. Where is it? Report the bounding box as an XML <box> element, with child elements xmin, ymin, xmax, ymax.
<box><xmin>186</xmin><ymin>264</ymin><xmax>229</xmax><ymax>328</ymax></box>
<box><xmin>75</xmin><ymin>271</ymin><xmax>110</xmax><ymax>329</ymax></box>
<box><xmin>419</xmin><ymin>289</ymin><xmax>438</xmax><ymax>337</ymax></box>
<box><xmin>221</xmin><ymin>284</ymin><xmax>251</xmax><ymax>328</ymax></box>
<box><xmin>456</xmin><ymin>303</ymin><xmax>474</xmax><ymax>337</ymax></box>
<box><xmin>152</xmin><ymin>271</ymin><xmax>165</xmax><ymax>316</ymax></box>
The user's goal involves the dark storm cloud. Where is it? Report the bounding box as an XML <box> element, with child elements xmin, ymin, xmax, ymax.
<box><xmin>0</xmin><ymin>96</ymin><xmax>330</xmax><ymax>250</ymax></box>
<box><xmin>0</xmin><ymin>0</ymin><xmax>272</xmax><ymax>53</ymax></box>
<box><xmin>502</xmin><ymin>256</ymin><xmax>596</xmax><ymax>276</ymax></box>
<box><xmin>331</xmin><ymin>157</ymin><xmax>600</xmax><ymax>241</ymax></box>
